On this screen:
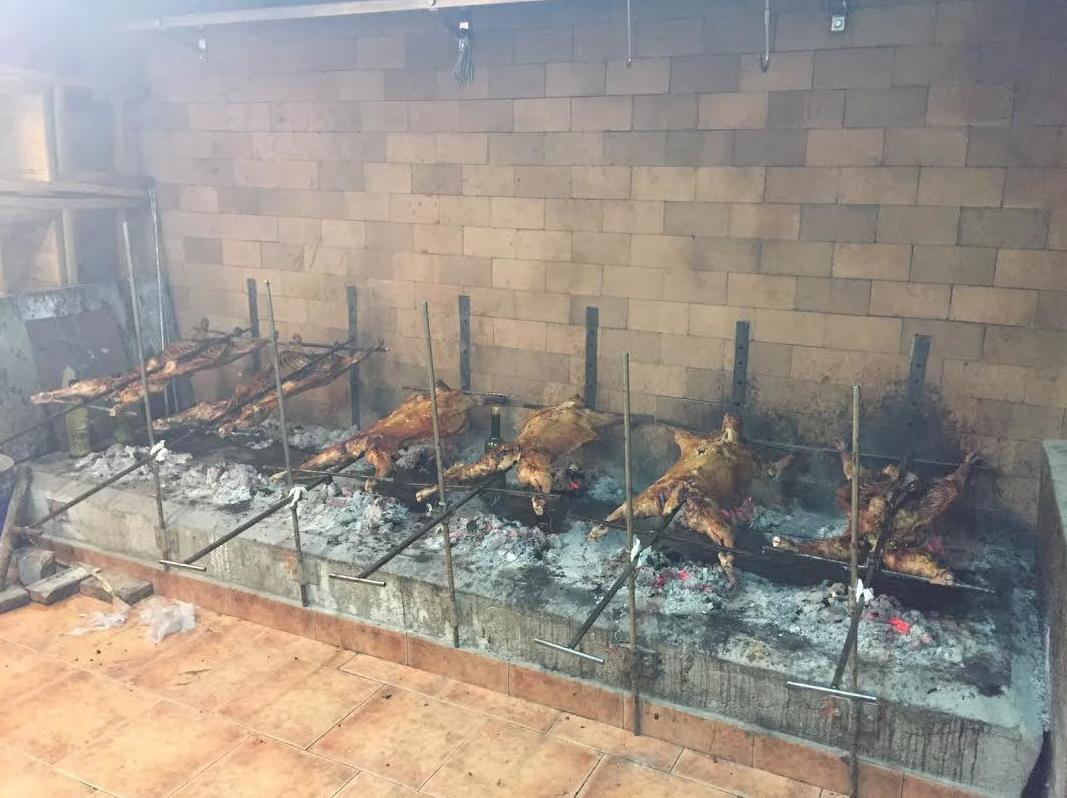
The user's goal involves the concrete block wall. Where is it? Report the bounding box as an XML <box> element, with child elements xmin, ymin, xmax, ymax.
<box><xmin>132</xmin><ymin>0</ymin><xmax>1067</xmax><ymax>527</ymax></box>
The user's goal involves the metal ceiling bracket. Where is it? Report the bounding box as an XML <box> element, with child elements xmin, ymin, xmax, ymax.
<box><xmin>830</xmin><ymin>0</ymin><xmax>848</xmax><ymax>32</ymax></box>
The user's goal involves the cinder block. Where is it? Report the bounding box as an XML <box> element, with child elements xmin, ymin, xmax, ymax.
<box><xmin>412</xmin><ymin>164</ymin><xmax>462</xmax><ymax>195</ymax></box>
<box><xmin>606</xmin><ymin>59</ymin><xmax>670</xmax><ymax>95</ymax></box>
<box><xmin>27</xmin><ymin>566</ymin><xmax>91</xmax><ymax>605</ymax></box>
<box><xmin>927</xmin><ymin>86</ymin><xmax>1013</xmax><ymax>127</ymax></box>
<box><xmin>547</xmin><ymin>261</ymin><xmax>603</xmax><ymax>294</ymax></box>
<box><xmin>832</xmin><ymin>243</ymin><xmax>911</xmax><ymax>280</ymax></box>
<box><xmin>360</xmin><ymin>102</ymin><xmax>408</xmax><ymax>132</ymax></box>
<box><xmin>488</xmin><ymin>64</ymin><xmax>546</xmax><ymax>99</ymax></box>
<box><xmin>488</xmin><ymin>133</ymin><xmax>545</xmax><ymax>166</ymax></box>
<box><xmin>607</xmin><ymin>200</ymin><xmax>668</xmax><ymax>235</ymax></box>
<box><xmin>633</xmin><ymin>95</ymin><xmax>698</xmax><ymax>131</ymax></box>
<box><xmin>751</xmin><ymin>309</ymin><xmax>826</xmax><ymax>347</ymax></box>
<box><xmin>516</xmin><ymin>230</ymin><xmax>572</xmax><ymax>261</ymax></box>
<box><xmin>903</xmin><ymin>318</ymin><xmax>984</xmax><ymax>359</ymax></box>
<box><xmin>911</xmin><ymin>245</ymin><xmax>996</xmax><ymax>286</ymax></box>
<box><xmin>994</xmin><ymin>250</ymin><xmax>1067</xmax><ymax>291</ymax></box>
<box><xmin>695</xmin><ymin>167</ymin><xmax>765</xmax><ymax>202</ymax></box>
<box><xmin>694</xmin><ymin>239</ymin><xmax>761</xmax><ymax>272</ymax></box>
<box><xmin>233</xmin><ymin>159</ymin><xmax>317</xmax><ymax>190</ymax></box>
<box><xmin>795</xmin><ymin>277</ymin><xmax>871</xmax><ymax>314</ymax></box>
<box><xmin>545</xmin><ymin>199</ymin><xmax>602</xmax><ymax>232</ymax></box>
<box><xmin>572</xmin><ymin>166</ymin><xmax>631</xmax><ymax>199</ymax></box>
<box><xmin>571</xmin><ymin>96</ymin><xmax>633</xmax><ymax>131</ymax></box>
<box><xmin>765</xmin><ymin>168</ymin><xmax>840</xmax><ymax>203</ymax></box>
<box><xmin>630</xmin><ymin>234</ymin><xmax>694</xmax><ymax>268</ymax></box>
<box><xmin>870</xmin><ymin>281</ymin><xmax>951</xmax><ymax>319</ymax></box>
<box><xmin>698</xmin><ymin>93</ymin><xmax>768</xmax><ymax>130</ymax></box>
<box><xmin>729</xmin><ymin>204</ymin><xmax>800</xmax><ymax>240</ymax></box>
<box><xmin>753</xmin><ymin>241</ymin><xmax>831</xmax><ymax>278</ymax></box>
<box><xmin>1003</xmin><ymin>168</ymin><xmax>1067</xmax><ymax>209</ymax></box>
<box><xmin>632</xmin><ymin>167</ymin><xmax>697</xmax><ymax>201</ymax></box>
<box><xmin>494</xmin><ymin>318</ymin><xmax>547</xmax><ymax>349</ymax></box>
<box><xmin>635</xmin><ymin>18</ymin><xmax>704</xmax><ymax>58</ymax></box>
<box><xmin>390</xmin><ymin>194</ymin><xmax>439</xmax><ymax>224</ymax></box>
<box><xmin>604</xmin><ymin>132</ymin><xmax>667</xmax><ymax>165</ymax></box>
<box><xmin>662</xmin><ymin>271</ymin><xmax>729</xmax><ymax>304</ymax></box>
<box><xmin>514</xmin><ymin>166</ymin><xmax>572</xmax><ymax>198</ymax></box>
<box><xmin>321</xmin><ymin>219</ymin><xmax>366</xmax><ymax>248</ymax></box>
<box><xmin>877</xmin><ymin>206</ymin><xmax>960</xmax><ymax>245</ymax></box>
<box><xmin>967</xmin><ymin>127</ymin><xmax>1060</xmax><ymax>168</ymax></box>
<box><xmin>629</xmin><ymin>299</ymin><xmax>689</xmax><ymax>334</ymax></box>
<box><xmin>662</xmin><ymin>202</ymin><xmax>727</xmax><ymax>237</ymax></box>
<box><xmin>733</xmin><ymin>130</ymin><xmax>807</xmax><ymax>166</ymax></box>
<box><xmin>767</xmin><ymin>90</ymin><xmax>844</xmax><ymax>129</ymax></box>
<box><xmin>824</xmin><ymin>315</ymin><xmax>901</xmax><ymax>354</ymax></box>
<box><xmin>364</xmin><ymin>162</ymin><xmax>411</xmax><ymax>193</ymax></box>
<box><xmin>740</xmin><ymin>52</ymin><xmax>814</xmax><ymax>92</ymax></box>
<box><xmin>514</xmin><ymin>28</ymin><xmax>574</xmax><ymax>64</ymax></box>
<box><xmin>412</xmin><ymin>224</ymin><xmax>463</xmax><ymax>256</ymax></box>
<box><xmin>950</xmin><ymin>285</ymin><xmax>1038</xmax><ymax>325</ymax></box>
<box><xmin>727</xmin><ymin>273</ymin><xmax>796</xmax><ymax>309</ymax></box>
<box><xmin>892</xmin><ymin>43</ymin><xmax>975</xmax><ymax>87</ymax></box>
<box><xmin>544</xmin><ymin>133</ymin><xmax>604</xmax><ymax>166</ymax></box>
<box><xmin>813</xmin><ymin>48</ymin><xmax>895</xmax><ymax>89</ymax></box>
<box><xmin>670</xmin><ymin>55</ymin><xmax>742</xmax><ymax>94</ymax></box>
<box><xmin>491</xmin><ymin>259</ymin><xmax>546</xmax><ymax>291</ymax></box>
<box><xmin>546</xmin><ymin>62</ymin><xmax>606</xmax><ymax>97</ymax></box>
<box><xmin>344</xmin><ymin>191</ymin><xmax>392</xmax><ymax>222</ymax></box>
<box><xmin>917</xmin><ymin>167</ymin><xmax>1005</xmax><ymax>207</ymax></box>
<box><xmin>80</xmin><ymin>570</ymin><xmax>153</xmax><ymax>605</ymax></box>
<box><xmin>490</xmin><ymin>197</ymin><xmax>545</xmax><ymax>230</ymax></box>
<box><xmin>959</xmin><ymin>208</ymin><xmax>1049</xmax><ymax>249</ymax></box>
<box><xmin>799</xmin><ymin>204</ymin><xmax>878</xmax><ymax>242</ymax></box>
<box><xmin>807</xmin><ymin>130</ymin><xmax>884</xmax><ymax>167</ymax></box>
<box><xmin>844</xmin><ymin>87</ymin><xmax>927</xmax><ymax>128</ymax></box>
<box><xmin>602</xmin><ymin>266</ymin><xmax>664</xmax><ymax>299</ymax></box>
<box><xmin>790</xmin><ymin>347</ymin><xmax>865</xmax><ymax>384</ymax></box>
<box><xmin>514</xmin><ymin>98</ymin><xmax>571</xmax><ymax>132</ymax></box>
<box><xmin>462</xmin><ymin>165</ymin><xmax>514</xmax><ymax>197</ymax></box>
<box><xmin>573</xmin><ymin>232</ymin><xmax>631</xmax><ymax>265</ymax></box>
<box><xmin>666</xmin><ymin>131</ymin><xmax>733</xmax><ymax>166</ymax></box>
<box><xmin>463</xmin><ymin>226</ymin><xmax>518</xmax><ymax>259</ymax></box>
<box><xmin>838</xmin><ymin>167</ymin><xmax>919</xmax><ymax>205</ymax></box>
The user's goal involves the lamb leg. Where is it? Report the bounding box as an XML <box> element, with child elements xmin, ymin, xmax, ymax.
<box><xmin>681</xmin><ymin>494</ymin><xmax>738</xmax><ymax>588</ymax></box>
<box><xmin>414</xmin><ymin>444</ymin><xmax>520</xmax><ymax>503</ymax></box>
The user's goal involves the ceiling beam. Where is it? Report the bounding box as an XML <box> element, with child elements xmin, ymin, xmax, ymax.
<box><xmin>129</xmin><ymin>0</ymin><xmax>553</xmax><ymax>31</ymax></box>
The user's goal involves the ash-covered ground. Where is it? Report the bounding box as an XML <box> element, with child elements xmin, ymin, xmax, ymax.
<box><xmin>63</xmin><ymin>428</ymin><xmax>1044</xmax><ymax>721</ymax></box>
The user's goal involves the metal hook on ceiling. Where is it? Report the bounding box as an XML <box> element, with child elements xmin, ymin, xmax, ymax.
<box><xmin>626</xmin><ymin>0</ymin><xmax>633</xmax><ymax>67</ymax></box>
<box><xmin>758</xmin><ymin>0</ymin><xmax>772</xmax><ymax>73</ymax></box>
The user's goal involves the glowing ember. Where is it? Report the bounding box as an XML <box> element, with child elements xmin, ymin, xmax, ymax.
<box><xmin>889</xmin><ymin>617</ymin><xmax>912</xmax><ymax>635</ymax></box>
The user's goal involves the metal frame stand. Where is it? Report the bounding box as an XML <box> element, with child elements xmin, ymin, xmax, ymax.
<box><xmin>730</xmin><ymin>320</ymin><xmax>750</xmax><ymax>418</ymax></box>
<box><xmin>347</xmin><ymin>286</ymin><xmax>360</xmax><ymax>426</ymax></box>
<box><xmin>535</xmin><ymin>506</ymin><xmax>681</xmax><ymax>665</ymax></box>
<box><xmin>122</xmin><ymin>218</ymin><xmax>172</xmax><ymax>569</ymax></box>
<box><xmin>622</xmin><ymin>353</ymin><xmax>642</xmax><ymax>735</ymax></box>
<box><xmin>584</xmin><ymin>306</ymin><xmax>598</xmax><ymax>409</ymax></box>
<box><xmin>264</xmin><ymin>280</ymin><xmax>310</xmax><ymax>607</ymax></box>
<box><xmin>246</xmin><ymin>277</ymin><xmax>261</xmax><ymax>373</ymax></box>
<box><xmin>458</xmin><ymin>294</ymin><xmax>471</xmax><ymax>393</ymax></box>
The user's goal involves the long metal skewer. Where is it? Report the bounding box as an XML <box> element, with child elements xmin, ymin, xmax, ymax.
<box><xmin>422</xmin><ymin>300</ymin><xmax>461</xmax><ymax>648</ymax></box>
<box><xmin>264</xmin><ymin>280</ymin><xmax>309</xmax><ymax>607</ymax></box>
<box><xmin>534</xmin><ymin>506</ymin><xmax>682</xmax><ymax>665</ymax></box>
<box><xmin>623</xmin><ymin>353</ymin><xmax>641</xmax><ymax>734</ymax></box>
<box><xmin>123</xmin><ymin>218</ymin><xmax>172</xmax><ymax>569</ymax></box>
<box><xmin>848</xmin><ymin>385</ymin><xmax>861</xmax><ymax>798</ymax></box>
<box><xmin>149</xmin><ymin>187</ymin><xmax>171</xmax><ymax>416</ymax></box>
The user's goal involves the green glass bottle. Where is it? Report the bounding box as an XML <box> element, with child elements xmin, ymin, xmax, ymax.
<box><xmin>484</xmin><ymin>405</ymin><xmax>502</xmax><ymax>453</ymax></box>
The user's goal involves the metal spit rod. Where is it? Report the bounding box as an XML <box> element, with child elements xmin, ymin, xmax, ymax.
<box><xmin>425</xmin><ymin>300</ymin><xmax>459</xmax><ymax>647</ymax></box>
<box><xmin>123</xmin><ymin>218</ymin><xmax>172</xmax><ymax>568</ymax></box>
<box><xmin>149</xmin><ymin>187</ymin><xmax>171</xmax><ymax>416</ymax></box>
<box><xmin>848</xmin><ymin>385</ymin><xmax>862</xmax><ymax>798</ymax></box>
<box><xmin>327</xmin><ymin>475</ymin><xmax>496</xmax><ymax>585</ymax></box>
<box><xmin>533</xmin><ymin>506</ymin><xmax>682</xmax><ymax>666</ymax></box>
<box><xmin>285</xmin><ymin>465</ymin><xmax>563</xmax><ymax>502</ymax></box>
<box><xmin>264</xmin><ymin>279</ymin><xmax>309</xmax><ymax>608</ymax></box>
<box><xmin>623</xmin><ymin>352</ymin><xmax>641</xmax><ymax>735</ymax></box>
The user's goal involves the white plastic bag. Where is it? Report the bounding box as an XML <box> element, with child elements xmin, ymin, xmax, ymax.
<box><xmin>68</xmin><ymin>604</ymin><xmax>130</xmax><ymax>636</ymax></box>
<box><xmin>137</xmin><ymin>596</ymin><xmax>197</xmax><ymax>643</ymax></box>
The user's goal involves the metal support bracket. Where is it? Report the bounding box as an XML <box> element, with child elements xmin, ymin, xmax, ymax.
<box><xmin>458</xmin><ymin>294</ymin><xmax>471</xmax><ymax>393</ymax></box>
<box><xmin>903</xmin><ymin>333</ymin><xmax>931</xmax><ymax>458</ymax></box>
<box><xmin>584</xmin><ymin>306</ymin><xmax>599</xmax><ymax>410</ymax></box>
<box><xmin>347</xmin><ymin>285</ymin><xmax>360</xmax><ymax>426</ymax></box>
<box><xmin>246</xmin><ymin>277</ymin><xmax>261</xmax><ymax>373</ymax></box>
<box><xmin>730</xmin><ymin>320</ymin><xmax>750</xmax><ymax>416</ymax></box>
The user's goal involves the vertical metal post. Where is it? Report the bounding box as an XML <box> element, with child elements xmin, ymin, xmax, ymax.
<box><xmin>246</xmin><ymin>277</ymin><xmax>261</xmax><ymax>373</ymax></box>
<box><xmin>458</xmin><ymin>294</ymin><xmax>471</xmax><ymax>394</ymax></box>
<box><xmin>903</xmin><ymin>333</ymin><xmax>931</xmax><ymax>459</ymax></box>
<box><xmin>150</xmin><ymin>188</ymin><xmax>171</xmax><ymax>415</ymax></box>
<box><xmin>347</xmin><ymin>286</ymin><xmax>360</xmax><ymax>426</ymax></box>
<box><xmin>584</xmin><ymin>306</ymin><xmax>599</xmax><ymax>409</ymax></box>
<box><xmin>264</xmin><ymin>280</ymin><xmax>309</xmax><ymax>607</ymax></box>
<box><xmin>623</xmin><ymin>352</ymin><xmax>641</xmax><ymax>735</ymax></box>
<box><xmin>423</xmin><ymin>300</ymin><xmax>461</xmax><ymax>648</ymax></box>
<box><xmin>730</xmin><ymin>320</ymin><xmax>750</xmax><ymax>417</ymax></box>
<box><xmin>122</xmin><ymin>219</ymin><xmax>171</xmax><ymax>568</ymax></box>
<box><xmin>848</xmin><ymin>384</ymin><xmax>862</xmax><ymax>798</ymax></box>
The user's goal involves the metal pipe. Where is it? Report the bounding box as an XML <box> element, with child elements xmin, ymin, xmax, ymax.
<box><xmin>29</xmin><ymin>456</ymin><xmax>150</xmax><ymax>528</ymax></box>
<box><xmin>328</xmin><ymin>476</ymin><xmax>495</xmax><ymax>584</ymax></box>
<box><xmin>158</xmin><ymin>559</ymin><xmax>207</xmax><ymax>573</ymax></box>
<box><xmin>785</xmin><ymin>682</ymin><xmax>878</xmax><ymax>703</ymax></box>
<box><xmin>285</xmin><ymin>466</ymin><xmax>563</xmax><ymax>501</ymax></box>
<box><xmin>423</xmin><ymin>300</ymin><xmax>460</xmax><ymax>648</ymax></box>
<box><xmin>149</xmin><ymin>187</ymin><xmax>171</xmax><ymax>416</ymax></box>
<box><xmin>264</xmin><ymin>279</ymin><xmax>309</xmax><ymax>608</ymax></box>
<box><xmin>759</xmin><ymin>0</ymin><xmax>772</xmax><ymax>72</ymax></box>
<box><xmin>534</xmin><ymin>506</ymin><xmax>681</xmax><ymax>663</ymax></box>
<box><xmin>848</xmin><ymin>384</ymin><xmax>861</xmax><ymax>798</ymax></box>
<box><xmin>123</xmin><ymin>218</ymin><xmax>172</xmax><ymax>568</ymax></box>
<box><xmin>623</xmin><ymin>353</ymin><xmax>641</xmax><ymax>735</ymax></box>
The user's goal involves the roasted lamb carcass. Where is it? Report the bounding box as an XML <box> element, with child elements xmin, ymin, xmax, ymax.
<box><xmin>107</xmin><ymin>337</ymin><xmax>267</xmax><ymax>416</ymax></box>
<box><xmin>286</xmin><ymin>381</ymin><xmax>489</xmax><ymax>481</ymax></box>
<box><xmin>217</xmin><ymin>343</ymin><xmax>384</xmax><ymax>436</ymax></box>
<box><xmin>415</xmin><ymin>397</ymin><xmax>619</xmax><ymax>514</ymax></box>
<box><xmin>593</xmin><ymin>414</ymin><xmax>792</xmax><ymax>587</ymax></box>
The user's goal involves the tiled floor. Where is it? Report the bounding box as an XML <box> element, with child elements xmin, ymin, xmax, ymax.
<box><xmin>0</xmin><ymin>594</ymin><xmax>848</xmax><ymax>798</ymax></box>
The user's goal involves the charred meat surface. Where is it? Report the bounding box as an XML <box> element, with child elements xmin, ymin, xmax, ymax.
<box><xmin>594</xmin><ymin>414</ymin><xmax>791</xmax><ymax>587</ymax></box>
<box><xmin>108</xmin><ymin>337</ymin><xmax>267</xmax><ymax>415</ymax></box>
<box><xmin>415</xmin><ymin>397</ymin><xmax>618</xmax><ymax>513</ymax></box>
<box><xmin>287</xmin><ymin>381</ymin><xmax>482</xmax><ymax>479</ymax></box>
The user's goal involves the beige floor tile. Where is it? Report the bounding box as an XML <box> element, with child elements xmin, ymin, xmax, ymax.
<box><xmin>0</xmin><ymin>638</ymin><xmax>70</xmax><ymax>708</ymax></box>
<box><xmin>334</xmin><ymin>771</ymin><xmax>420</xmax><ymax>797</ymax></box>
<box><xmin>579</xmin><ymin>757</ymin><xmax>733</xmax><ymax>798</ymax></box>
<box><xmin>439</xmin><ymin>681</ymin><xmax>561</xmax><ymax>732</ymax></box>
<box><xmin>220</xmin><ymin>665</ymin><xmax>379</xmax><ymax>747</ymax></box>
<box><xmin>552</xmin><ymin>713</ymin><xmax>682</xmax><ymax>770</ymax></box>
<box><xmin>674</xmin><ymin>749</ymin><xmax>822</xmax><ymax>797</ymax></box>
<box><xmin>340</xmin><ymin>653</ymin><xmax>453</xmax><ymax>695</ymax></box>
<box><xmin>423</xmin><ymin>717</ymin><xmax>600</xmax><ymax>798</ymax></box>
<box><xmin>0</xmin><ymin>669</ymin><xmax>158</xmax><ymax>763</ymax></box>
<box><xmin>311</xmin><ymin>686</ymin><xmax>482</xmax><ymax>787</ymax></box>
<box><xmin>0</xmin><ymin>596</ymin><xmax>112</xmax><ymax>650</ymax></box>
<box><xmin>132</xmin><ymin>622</ymin><xmax>336</xmax><ymax>711</ymax></box>
<box><xmin>171</xmin><ymin>735</ymin><xmax>354</xmax><ymax>798</ymax></box>
<box><xmin>55</xmin><ymin>700</ymin><xmax>246</xmax><ymax>798</ymax></box>
<box><xmin>0</xmin><ymin>745</ymin><xmax>97</xmax><ymax>798</ymax></box>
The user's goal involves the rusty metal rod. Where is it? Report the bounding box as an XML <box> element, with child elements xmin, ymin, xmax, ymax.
<box><xmin>623</xmin><ymin>352</ymin><xmax>642</xmax><ymax>735</ymax></box>
<box><xmin>848</xmin><ymin>385</ymin><xmax>861</xmax><ymax>798</ymax></box>
<box><xmin>124</xmin><ymin>218</ymin><xmax>172</xmax><ymax>569</ymax></box>
<box><xmin>423</xmin><ymin>300</ymin><xmax>460</xmax><ymax>648</ymax></box>
<box><xmin>264</xmin><ymin>279</ymin><xmax>309</xmax><ymax>608</ymax></box>
<box><xmin>534</xmin><ymin>505</ymin><xmax>682</xmax><ymax>665</ymax></box>
<box><xmin>283</xmin><ymin>465</ymin><xmax>564</xmax><ymax>501</ymax></box>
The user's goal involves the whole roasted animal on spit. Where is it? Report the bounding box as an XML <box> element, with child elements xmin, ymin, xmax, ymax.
<box><xmin>771</xmin><ymin>445</ymin><xmax>980</xmax><ymax>584</ymax></box>
<box><xmin>590</xmin><ymin>413</ymin><xmax>792</xmax><ymax>588</ymax></box>
<box><xmin>31</xmin><ymin>333</ymin><xmax>255</xmax><ymax>406</ymax></box>
<box><xmin>107</xmin><ymin>336</ymin><xmax>267</xmax><ymax>416</ymax></box>
<box><xmin>282</xmin><ymin>381</ymin><xmax>500</xmax><ymax>481</ymax></box>
<box><xmin>415</xmin><ymin>397</ymin><xmax>619</xmax><ymax>514</ymax></box>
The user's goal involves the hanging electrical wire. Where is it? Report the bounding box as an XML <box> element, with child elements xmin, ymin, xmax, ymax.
<box><xmin>759</xmin><ymin>0</ymin><xmax>772</xmax><ymax>73</ymax></box>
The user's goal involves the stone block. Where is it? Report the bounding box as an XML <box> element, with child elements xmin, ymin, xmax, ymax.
<box><xmin>488</xmin><ymin>133</ymin><xmax>544</xmax><ymax>166</ymax></box>
<box><xmin>949</xmin><ymin>285</ymin><xmax>1038</xmax><ymax>325</ymax></box>
<box><xmin>544</xmin><ymin>132</ymin><xmax>604</xmax><ymax>166</ymax></box>
<box><xmin>766</xmin><ymin>90</ymin><xmax>844</xmax><ymax>129</ymax></box>
<box><xmin>546</xmin><ymin>62</ymin><xmax>606</xmax><ymax>97</ymax></box>
<box><xmin>14</xmin><ymin>548</ymin><xmax>56</xmax><ymax>586</ymax></box>
<box><xmin>844</xmin><ymin>87</ymin><xmax>927</xmax><ymax>128</ymax></box>
<box><xmin>917</xmin><ymin>167</ymin><xmax>1005</xmax><ymax>207</ymax></box>
<box><xmin>605</xmin><ymin>59</ymin><xmax>670</xmax><ymax>95</ymax></box>
<box><xmin>967</xmin><ymin>127</ymin><xmax>1060</xmax><ymax>168</ymax></box>
<box><xmin>603</xmin><ymin>132</ymin><xmax>667</xmax><ymax>165</ymax></box>
<box><xmin>695</xmin><ymin>167</ymin><xmax>765</xmax><ymax>202</ymax></box>
<box><xmin>632</xmin><ymin>167</ymin><xmax>697</xmax><ymax>201</ymax></box>
<box><xmin>698</xmin><ymin>93</ymin><xmax>768</xmax><ymax>130</ymax></box>
<box><xmin>911</xmin><ymin>246</ymin><xmax>996</xmax><ymax>286</ymax></box>
<box><xmin>799</xmin><ymin>204</ymin><xmax>878</xmax><ymax>242</ymax></box>
<box><xmin>760</xmin><ymin>241</ymin><xmax>834</xmax><ymax>277</ymax></box>
<box><xmin>633</xmin><ymin>95</ymin><xmax>698</xmax><ymax>131</ymax></box>
<box><xmin>80</xmin><ymin>570</ymin><xmax>154</xmax><ymax>605</ymax></box>
<box><xmin>571</xmin><ymin>97</ymin><xmax>632</xmax><ymax>131</ymax></box>
<box><xmin>832</xmin><ymin>243</ymin><xmax>911</xmax><ymax>280</ymax></box>
<box><xmin>572</xmin><ymin>166</ymin><xmax>631</xmax><ymax>199</ymax></box>
<box><xmin>959</xmin><ymin>208</ymin><xmax>1049</xmax><ymax>249</ymax></box>
<box><xmin>869</xmin><ymin>281</ymin><xmax>951</xmax><ymax>320</ymax></box>
<box><xmin>927</xmin><ymin>86</ymin><xmax>1013</xmax><ymax>127</ymax></box>
<box><xmin>27</xmin><ymin>566</ymin><xmax>91</xmax><ymax>605</ymax></box>
<box><xmin>740</xmin><ymin>52</ymin><xmax>814</xmax><ymax>92</ymax></box>
<box><xmin>732</xmin><ymin>131</ymin><xmax>807</xmax><ymax>167</ymax></box>
<box><xmin>807</xmin><ymin>129</ymin><xmax>884</xmax><ymax>167</ymax></box>
<box><xmin>994</xmin><ymin>250</ymin><xmax>1067</xmax><ymax>291</ymax></box>
<box><xmin>729</xmin><ymin>204</ymin><xmax>800</xmax><ymax>240</ymax></box>
<box><xmin>765</xmin><ymin>168</ymin><xmax>840</xmax><ymax>203</ymax></box>
<box><xmin>813</xmin><ymin>47</ymin><xmax>895</xmax><ymax>89</ymax></box>
<box><xmin>795</xmin><ymin>277</ymin><xmax>871</xmax><ymax>314</ymax></box>
<box><xmin>727</xmin><ymin>274</ymin><xmax>796</xmax><ymax>310</ymax></box>
<box><xmin>513</xmin><ymin>98</ymin><xmax>571</xmax><ymax>132</ymax></box>
<box><xmin>665</xmin><ymin>131</ymin><xmax>733</xmax><ymax>166</ymax></box>
<box><xmin>876</xmin><ymin>206</ymin><xmax>961</xmax><ymax>245</ymax></box>
<box><xmin>838</xmin><ymin>167</ymin><xmax>918</xmax><ymax>205</ymax></box>
<box><xmin>883</xmin><ymin>127</ymin><xmax>967</xmax><ymax>167</ymax></box>
<box><xmin>670</xmin><ymin>55</ymin><xmax>742</xmax><ymax>95</ymax></box>
<box><xmin>0</xmin><ymin>586</ymin><xmax>28</xmax><ymax>614</ymax></box>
